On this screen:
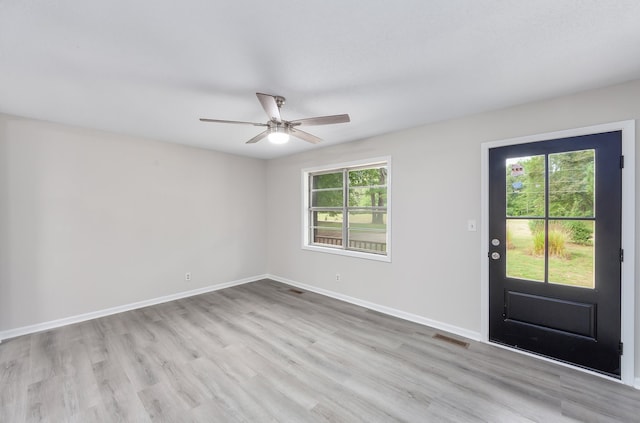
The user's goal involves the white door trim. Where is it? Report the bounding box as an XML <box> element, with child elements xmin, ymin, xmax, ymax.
<box><xmin>480</xmin><ymin>120</ymin><xmax>635</xmax><ymax>386</ymax></box>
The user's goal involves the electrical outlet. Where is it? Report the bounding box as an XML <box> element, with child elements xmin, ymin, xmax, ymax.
<box><xmin>335</xmin><ymin>273</ymin><xmax>341</xmax><ymax>281</ymax></box>
<box><xmin>185</xmin><ymin>272</ymin><xmax>191</xmax><ymax>281</ymax></box>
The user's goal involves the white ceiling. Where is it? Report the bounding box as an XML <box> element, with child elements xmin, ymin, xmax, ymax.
<box><xmin>1</xmin><ymin>1</ymin><xmax>640</xmax><ymax>159</ymax></box>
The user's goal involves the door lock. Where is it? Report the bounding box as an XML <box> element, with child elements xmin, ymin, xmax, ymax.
<box><xmin>491</xmin><ymin>252</ymin><xmax>501</xmax><ymax>260</ymax></box>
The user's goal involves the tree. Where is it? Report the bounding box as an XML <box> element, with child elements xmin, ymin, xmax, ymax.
<box><xmin>348</xmin><ymin>167</ymin><xmax>387</xmax><ymax>224</ymax></box>
<box><xmin>507</xmin><ymin>155</ymin><xmax>545</xmax><ymax>217</ymax></box>
<box><xmin>311</xmin><ymin>166</ymin><xmax>388</xmax><ymax>225</ymax></box>
<box><xmin>548</xmin><ymin>150</ymin><xmax>594</xmax><ymax>217</ymax></box>
<box><xmin>506</xmin><ymin>150</ymin><xmax>595</xmax><ymax>244</ymax></box>
<box><xmin>311</xmin><ymin>172</ymin><xmax>343</xmax><ymax>208</ymax></box>
<box><xmin>506</xmin><ymin>150</ymin><xmax>594</xmax><ymax>218</ymax></box>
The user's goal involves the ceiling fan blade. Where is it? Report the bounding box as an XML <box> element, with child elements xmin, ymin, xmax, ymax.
<box><xmin>256</xmin><ymin>93</ymin><xmax>282</xmax><ymax>122</ymax></box>
<box><xmin>290</xmin><ymin>128</ymin><xmax>322</xmax><ymax>144</ymax></box>
<box><xmin>200</xmin><ymin>118</ymin><xmax>267</xmax><ymax>127</ymax></box>
<box><xmin>289</xmin><ymin>114</ymin><xmax>351</xmax><ymax>127</ymax></box>
<box><xmin>246</xmin><ymin>130</ymin><xmax>269</xmax><ymax>144</ymax></box>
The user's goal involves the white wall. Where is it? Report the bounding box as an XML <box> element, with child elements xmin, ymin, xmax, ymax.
<box><xmin>0</xmin><ymin>114</ymin><xmax>267</xmax><ymax>331</ymax></box>
<box><xmin>266</xmin><ymin>79</ymin><xmax>640</xmax><ymax>376</ymax></box>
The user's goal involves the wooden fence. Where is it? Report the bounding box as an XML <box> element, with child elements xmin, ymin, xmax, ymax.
<box><xmin>314</xmin><ymin>236</ymin><xmax>386</xmax><ymax>253</ymax></box>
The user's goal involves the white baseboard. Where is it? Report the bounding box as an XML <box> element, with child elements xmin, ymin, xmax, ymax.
<box><xmin>0</xmin><ymin>274</ymin><xmax>268</xmax><ymax>342</ymax></box>
<box><xmin>267</xmin><ymin>274</ymin><xmax>482</xmax><ymax>342</ymax></box>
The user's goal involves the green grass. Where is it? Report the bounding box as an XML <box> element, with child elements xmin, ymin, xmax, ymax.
<box><xmin>507</xmin><ymin>220</ymin><xmax>594</xmax><ymax>288</ymax></box>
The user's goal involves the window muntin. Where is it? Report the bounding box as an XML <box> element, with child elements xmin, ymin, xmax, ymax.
<box><xmin>306</xmin><ymin>161</ymin><xmax>389</xmax><ymax>259</ymax></box>
<box><xmin>504</xmin><ymin>151</ymin><xmax>596</xmax><ymax>288</ymax></box>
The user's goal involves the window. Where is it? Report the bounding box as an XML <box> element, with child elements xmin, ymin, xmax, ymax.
<box><xmin>303</xmin><ymin>158</ymin><xmax>390</xmax><ymax>261</ymax></box>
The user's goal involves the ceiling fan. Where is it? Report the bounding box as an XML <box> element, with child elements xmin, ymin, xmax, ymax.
<box><xmin>200</xmin><ymin>93</ymin><xmax>350</xmax><ymax>145</ymax></box>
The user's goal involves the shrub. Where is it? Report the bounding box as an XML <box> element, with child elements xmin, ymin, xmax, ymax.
<box><xmin>528</xmin><ymin>219</ymin><xmax>544</xmax><ymax>235</ymax></box>
<box><xmin>531</xmin><ymin>228</ymin><xmax>568</xmax><ymax>257</ymax></box>
<box><xmin>532</xmin><ymin>231</ymin><xmax>545</xmax><ymax>255</ymax></box>
<box><xmin>506</xmin><ymin>226</ymin><xmax>514</xmax><ymax>249</ymax></box>
<box><xmin>548</xmin><ymin>230</ymin><xmax>568</xmax><ymax>257</ymax></box>
<box><xmin>562</xmin><ymin>221</ymin><xmax>593</xmax><ymax>245</ymax></box>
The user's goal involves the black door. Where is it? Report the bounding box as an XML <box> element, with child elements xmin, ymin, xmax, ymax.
<box><xmin>489</xmin><ymin>131</ymin><xmax>622</xmax><ymax>377</ymax></box>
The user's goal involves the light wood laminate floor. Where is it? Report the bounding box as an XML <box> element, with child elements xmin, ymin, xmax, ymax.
<box><xmin>1</xmin><ymin>279</ymin><xmax>640</xmax><ymax>422</ymax></box>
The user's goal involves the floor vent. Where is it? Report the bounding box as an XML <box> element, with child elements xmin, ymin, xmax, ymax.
<box><xmin>288</xmin><ymin>288</ymin><xmax>304</xmax><ymax>294</ymax></box>
<box><xmin>433</xmin><ymin>333</ymin><xmax>470</xmax><ymax>349</ymax></box>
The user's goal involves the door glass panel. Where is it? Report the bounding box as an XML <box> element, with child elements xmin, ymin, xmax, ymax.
<box><xmin>548</xmin><ymin>220</ymin><xmax>595</xmax><ymax>288</ymax></box>
<box><xmin>549</xmin><ymin>150</ymin><xmax>595</xmax><ymax>218</ymax></box>
<box><xmin>506</xmin><ymin>155</ymin><xmax>546</xmax><ymax>217</ymax></box>
<box><xmin>506</xmin><ymin>219</ymin><xmax>545</xmax><ymax>282</ymax></box>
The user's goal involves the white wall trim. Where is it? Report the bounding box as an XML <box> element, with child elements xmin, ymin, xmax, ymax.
<box><xmin>480</xmin><ymin>120</ymin><xmax>636</xmax><ymax>387</ymax></box>
<box><xmin>267</xmin><ymin>274</ymin><xmax>482</xmax><ymax>342</ymax></box>
<box><xmin>635</xmin><ymin>378</ymin><xmax>640</xmax><ymax>390</ymax></box>
<box><xmin>0</xmin><ymin>274</ymin><xmax>268</xmax><ymax>342</ymax></box>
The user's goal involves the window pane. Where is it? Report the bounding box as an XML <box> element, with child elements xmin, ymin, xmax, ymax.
<box><xmin>549</xmin><ymin>150</ymin><xmax>595</xmax><ymax>218</ymax></box>
<box><xmin>349</xmin><ymin>211</ymin><xmax>387</xmax><ymax>228</ymax></box>
<box><xmin>506</xmin><ymin>155</ymin><xmax>545</xmax><ymax>217</ymax></box>
<box><xmin>312</xmin><ymin>189</ymin><xmax>343</xmax><ymax>207</ymax></box>
<box><xmin>348</xmin><ymin>229</ymin><xmax>387</xmax><ymax>253</ymax></box>
<box><xmin>348</xmin><ymin>211</ymin><xmax>387</xmax><ymax>253</ymax></box>
<box><xmin>349</xmin><ymin>186</ymin><xmax>387</xmax><ymax>207</ymax></box>
<box><xmin>348</xmin><ymin>167</ymin><xmax>387</xmax><ymax>187</ymax></box>
<box><xmin>311</xmin><ymin>211</ymin><xmax>343</xmax><ymax>247</ymax></box>
<box><xmin>548</xmin><ymin>220</ymin><xmax>594</xmax><ymax>288</ymax></box>
<box><xmin>312</xmin><ymin>172</ymin><xmax>343</xmax><ymax>189</ymax></box>
<box><xmin>506</xmin><ymin>219</ymin><xmax>545</xmax><ymax>282</ymax></box>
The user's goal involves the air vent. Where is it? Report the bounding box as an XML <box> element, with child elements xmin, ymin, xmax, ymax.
<box><xmin>433</xmin><ymin>333</ymin><xmax>469</xmax><ymax>349</ymax></box>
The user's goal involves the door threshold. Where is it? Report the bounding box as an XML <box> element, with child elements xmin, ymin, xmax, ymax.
<box><xmin>486</xmin><ymin>339</ymin><xmax>628</xmax><ymax>387</ymax></box>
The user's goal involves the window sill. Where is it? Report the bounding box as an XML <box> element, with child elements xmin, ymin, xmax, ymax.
<box><xmin>302</xmin><ymin>244</ymin><xmax>391</xmax><ymax>262</ymax></box>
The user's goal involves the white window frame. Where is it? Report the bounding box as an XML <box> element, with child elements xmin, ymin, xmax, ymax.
<box><xmin>302</xmin><ymin>157</ymin><xmax>392</xmax><ymax>262</ymax></box>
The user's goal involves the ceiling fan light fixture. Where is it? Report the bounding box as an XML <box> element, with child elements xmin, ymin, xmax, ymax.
<box><xmin>268</xmin><ymin>126</ymin><xmax>290</xmax><ymax>144</ymax></box>
<box><xmin>200</xmin><ymin>92</ymin><xmax>350</xmax><ymax>145</ymax></box>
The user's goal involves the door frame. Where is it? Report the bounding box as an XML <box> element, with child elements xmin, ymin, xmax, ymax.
<box><xmin>480</xmin><ymin>120</ymin><xmax>635</xmax><ymax>386</ymax></box>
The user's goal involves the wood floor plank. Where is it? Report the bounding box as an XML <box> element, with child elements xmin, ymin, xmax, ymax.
<box><xmin>226</xmin><ymin>343</ymin><xmax>320</xmax><ymax>410</ymax></box>
<box><xmin>59</xmin><ymin>339</ymin><xmax>102</xmax><ymax>413</ymax></box>
<box><xmin>92</xmin><ymin>359</ymin><xmax>151</xmax><ymax>422</ymax></box>
<box><xmin>137</xmin><ymin>383</ymin><xmax>198</xmax><ymax>423</ymax></box>
<box><xmin>0</xmin><ymin>355</ymin><xmax>29</xmax><ymax>422</ymax></box>
<box><xmin>1</xmin><ymin>279</ymin><xmax>640</xmax><ymax>422</ymax></box>
<box><xmin>28</xmin><ymin>331</ymin><xmax>62</xmax><ymax>385</ymax></box>
<box><xmin>186</xmin><ymin>356</ymin><xmax>273</xmax><ymax>422</ymax></box>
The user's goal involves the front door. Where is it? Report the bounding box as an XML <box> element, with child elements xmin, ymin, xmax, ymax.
<box><xmin>489</xmin><ymin>131</ymin><xmax>622</xmax><ymax>377</ymax></box>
